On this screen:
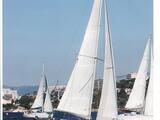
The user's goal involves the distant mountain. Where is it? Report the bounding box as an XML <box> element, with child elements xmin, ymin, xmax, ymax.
<box><xmin>3</xmin><ymin>85</ymin><xmax>39</xmax><ymax>96</ymax></box>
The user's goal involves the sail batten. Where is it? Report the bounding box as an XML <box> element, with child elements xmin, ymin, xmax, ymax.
<box><xmin>125</xmin><ymin>39</ymin><xmax>151</xmax><ymax>110</ymax></box>
<box><xmin>57</xmin><ymin>0</ymin><xmax>102</xmax><ymax>118</ymax></box>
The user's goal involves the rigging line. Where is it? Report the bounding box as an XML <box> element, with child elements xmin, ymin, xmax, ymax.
<box><xmin>78</xmin><ymin>73</ymin><xmax>94</xmax><ymax>93</ymax></box>
<box><xmin>79</xmin><ymin>54</ymin><xmax>104</xmax><ymax>62</ymax></box>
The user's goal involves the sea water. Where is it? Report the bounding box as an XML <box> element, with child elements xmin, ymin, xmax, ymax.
<box><xmin>3</xmin><ymin>112</ymin><xmax>97</xmax><ymax>120</ymax></box>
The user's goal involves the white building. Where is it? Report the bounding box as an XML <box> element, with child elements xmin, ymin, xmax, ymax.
<box><xmin>3</xmin><ymin>88</ymin><xmax>19</xmax><ymax>104</ymax></box>
<box><xmin>48</xmin><ymin>85</ymin><xmax>66</xmax><ymax>94</ymax></box>
<box><xmin>127</xmin><ymin>72</ymin><xmax>137</xmax><ymax>79</ymax></box>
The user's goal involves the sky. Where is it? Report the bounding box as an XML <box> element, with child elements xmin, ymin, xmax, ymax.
<box><xmin>3</xmin><ymin>0</ymin><xmax>152</xmax><ymax>86</ymax></box>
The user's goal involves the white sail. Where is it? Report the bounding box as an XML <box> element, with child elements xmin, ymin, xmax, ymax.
<box><xmin>44</xmin><ymin>89</ymin><xmax>53</xmax><ymax>112</ymax></box>
<box><xmin>31</xmin><ymin>76</ymin><xmax>44</xmax><ymax>109</ymax></box>
<box><xmin>97</xmin><ymin>0</ymin><xmax>118</xmax><ymax>120</ymax></box>
<box><xmin>57</xmin><ymin>0</ymin><xmax>102</xmax><ymax>119</ymax></box>
<box><xmin>144</xmin><ymin>37</ymin><xmax>153</xmax><ymax>115</ymax></box>
<box><xmin>125</xmin><ymin>39</ymin><xmax>151</xmax><ymax>110</ymax></box>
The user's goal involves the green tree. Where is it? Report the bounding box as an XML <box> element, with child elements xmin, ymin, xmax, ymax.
<box><xmin>3</xmin><ymin>104</ymin><xmax>17</xmax><ymax>111</ymax></box>
<box><xmin>117</xmin><ymin>89</ymin><xmax>128</xmax><ymax>108</ymax></box>
<box><xmin>92</xmin><ymin>88</ymin><xmax>101</xmax><ymax>109</ymax></box>
<box><xmin>19</xmin><ymin>96</ymin><xmax>34</xmax><ymax>109</ymax></box>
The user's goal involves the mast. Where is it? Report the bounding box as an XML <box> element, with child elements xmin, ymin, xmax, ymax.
<box><xmin>125</xmin><ymin>38</ymin><xmax>151</xmax><ymax>111</ymax></box>
<box><xmin>97</xmin><ymin>0</ymin><xmax>118</xmax><ymax>119</ymax></box>
<box><xmin>57</xmin><ymin>0</ymin><xmax>102</xmax><ymax>119</ymax></box>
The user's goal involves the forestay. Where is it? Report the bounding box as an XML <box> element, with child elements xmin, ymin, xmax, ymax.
<box><xmin>57</xmin><ymin>0</ymin><xmax>102</xmax><ymax>119</ymax></box>
<box><xmin>125</xmin><ymin>39</ymin><xmax>151</xmax><ymax>110</ymax></box>
<box><xmin>96</xmin><ymin>0</ymin><xmax>118</xmax><ymax>119</ymax></box>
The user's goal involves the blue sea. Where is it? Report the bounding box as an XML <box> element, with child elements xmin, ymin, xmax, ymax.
<box><xmin>3</xmin><ymin>111</ymin><xmax>97</xmax><ymax>120</ymax></box>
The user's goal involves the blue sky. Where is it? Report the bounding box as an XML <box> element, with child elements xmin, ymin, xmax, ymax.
<box><xmin>4</xmin><ymin>0</ymin><xmax>152</xmax><ymax>86</ymax></box>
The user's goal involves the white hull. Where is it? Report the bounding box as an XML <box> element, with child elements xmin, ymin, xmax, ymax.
<box><xmin>119</xmin><ymin>115</ymin><xmax>153</xmax><ymax>120</ymax></box>
<box><xmin>23</xmin><ymin>112</ymin><xmax>53</xmax><ymax>119</ymax></box>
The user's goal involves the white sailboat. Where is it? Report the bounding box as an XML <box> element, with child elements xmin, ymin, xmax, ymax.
<box><xmin>23</xmin><ymin>66</ymin><xmax>53</xmax><ymax>119</ymax></box>
<box><xmin>120</xmin><ymin>38</ymin><xmax>153</xmax><ymax>119</ymax></box>
<box><xmin>57</xmin><ymin>0</ymin><xmax>102</xmax><ymax>119</ymax></box>
<box><xmin>96</xmin><ymin>0</ymin><xmax>118</xmax><ymax>119</ymax></box>
<box><xmin>96</xmin><ymin>0</ymin><xmax>153</xmax><ymax>119</ymax></box>
<box><xmin>56</xmin><ymin>0</ymin><xmax>153</xmax><ymax>119</ymax></box>
<box><xmin>125</xmin><ymin>38</ymin><xmax>151</xmax><ymax>112</ymax></box>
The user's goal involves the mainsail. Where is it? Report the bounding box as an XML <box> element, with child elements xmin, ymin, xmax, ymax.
<box><xmin>144</xmin><ymin>37</ymin><xmax>153</xmax><ymax>115</ymax></box>
<box><xmin>125</xmin><ymin>39</ymin><xmax>151</xmax><ymax>110</ymax></box>
<box><xmin>96</xmin><ymin>0</ymin><xmax>118</xmax><ymax>119</ymax></box>
<box><xmin>31</xmin><ymin>67</ymin><xmax>53</xmax><ymax>113</ymax></box>
<box><xmin>57</xmin><ymin>0</ymin><xmax>102</xmax><ymax>119</ymax></box>
<box><xmin>31</xmin><ymin>75</ymin><xmax>44</xmax><ymax>109</ymax></box>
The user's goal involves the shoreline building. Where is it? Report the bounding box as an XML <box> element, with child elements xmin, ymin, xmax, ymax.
<box><xmin>127</xmin><ymin>72</ymin><xmax>137</xmax><ymax>79</ymax></box>
<box><xmin>3</xmin><ymin>88</ymin><xmax>19</xmax><ymax>104</ymax></box>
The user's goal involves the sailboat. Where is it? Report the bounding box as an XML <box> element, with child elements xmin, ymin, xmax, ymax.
<box><xmin>23</xmin><ymin>66</ymin><xmax>53</xmax><ymax>119</ymax></box>
<box><xmin>119</xmin><ymin>39</ymin><xmax>153</xmax><ymax>120</ymax></box>
<box><xmin>124</xmin><ymin>36</ymin><xmax>153</xmax><ymax>117</ymax></box>
<box><xmin>96</xmin><ymin>0</ymin><xmax>153</xmax><ymax>120</ymax></box>
<box><xmin>56</xmin><ymin>0</ymin><xmax>153</xmax><ymax>119</ymax></box>
<box><xmin>125</xmin><ymin>38</ymin><xmax>151</xmax><ymax>113</ymax></box>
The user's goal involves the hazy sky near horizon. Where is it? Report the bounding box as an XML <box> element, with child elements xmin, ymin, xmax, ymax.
<box><xmin>4</xmin><ymin>0</ymin><xmax>152</xmax><ymax>86</ymax></box>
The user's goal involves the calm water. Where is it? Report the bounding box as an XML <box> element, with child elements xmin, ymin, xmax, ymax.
<box><xmin>3</xmin><ymin>111</ymin><xmax>97</xmax><ymax>120</ymax></box>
